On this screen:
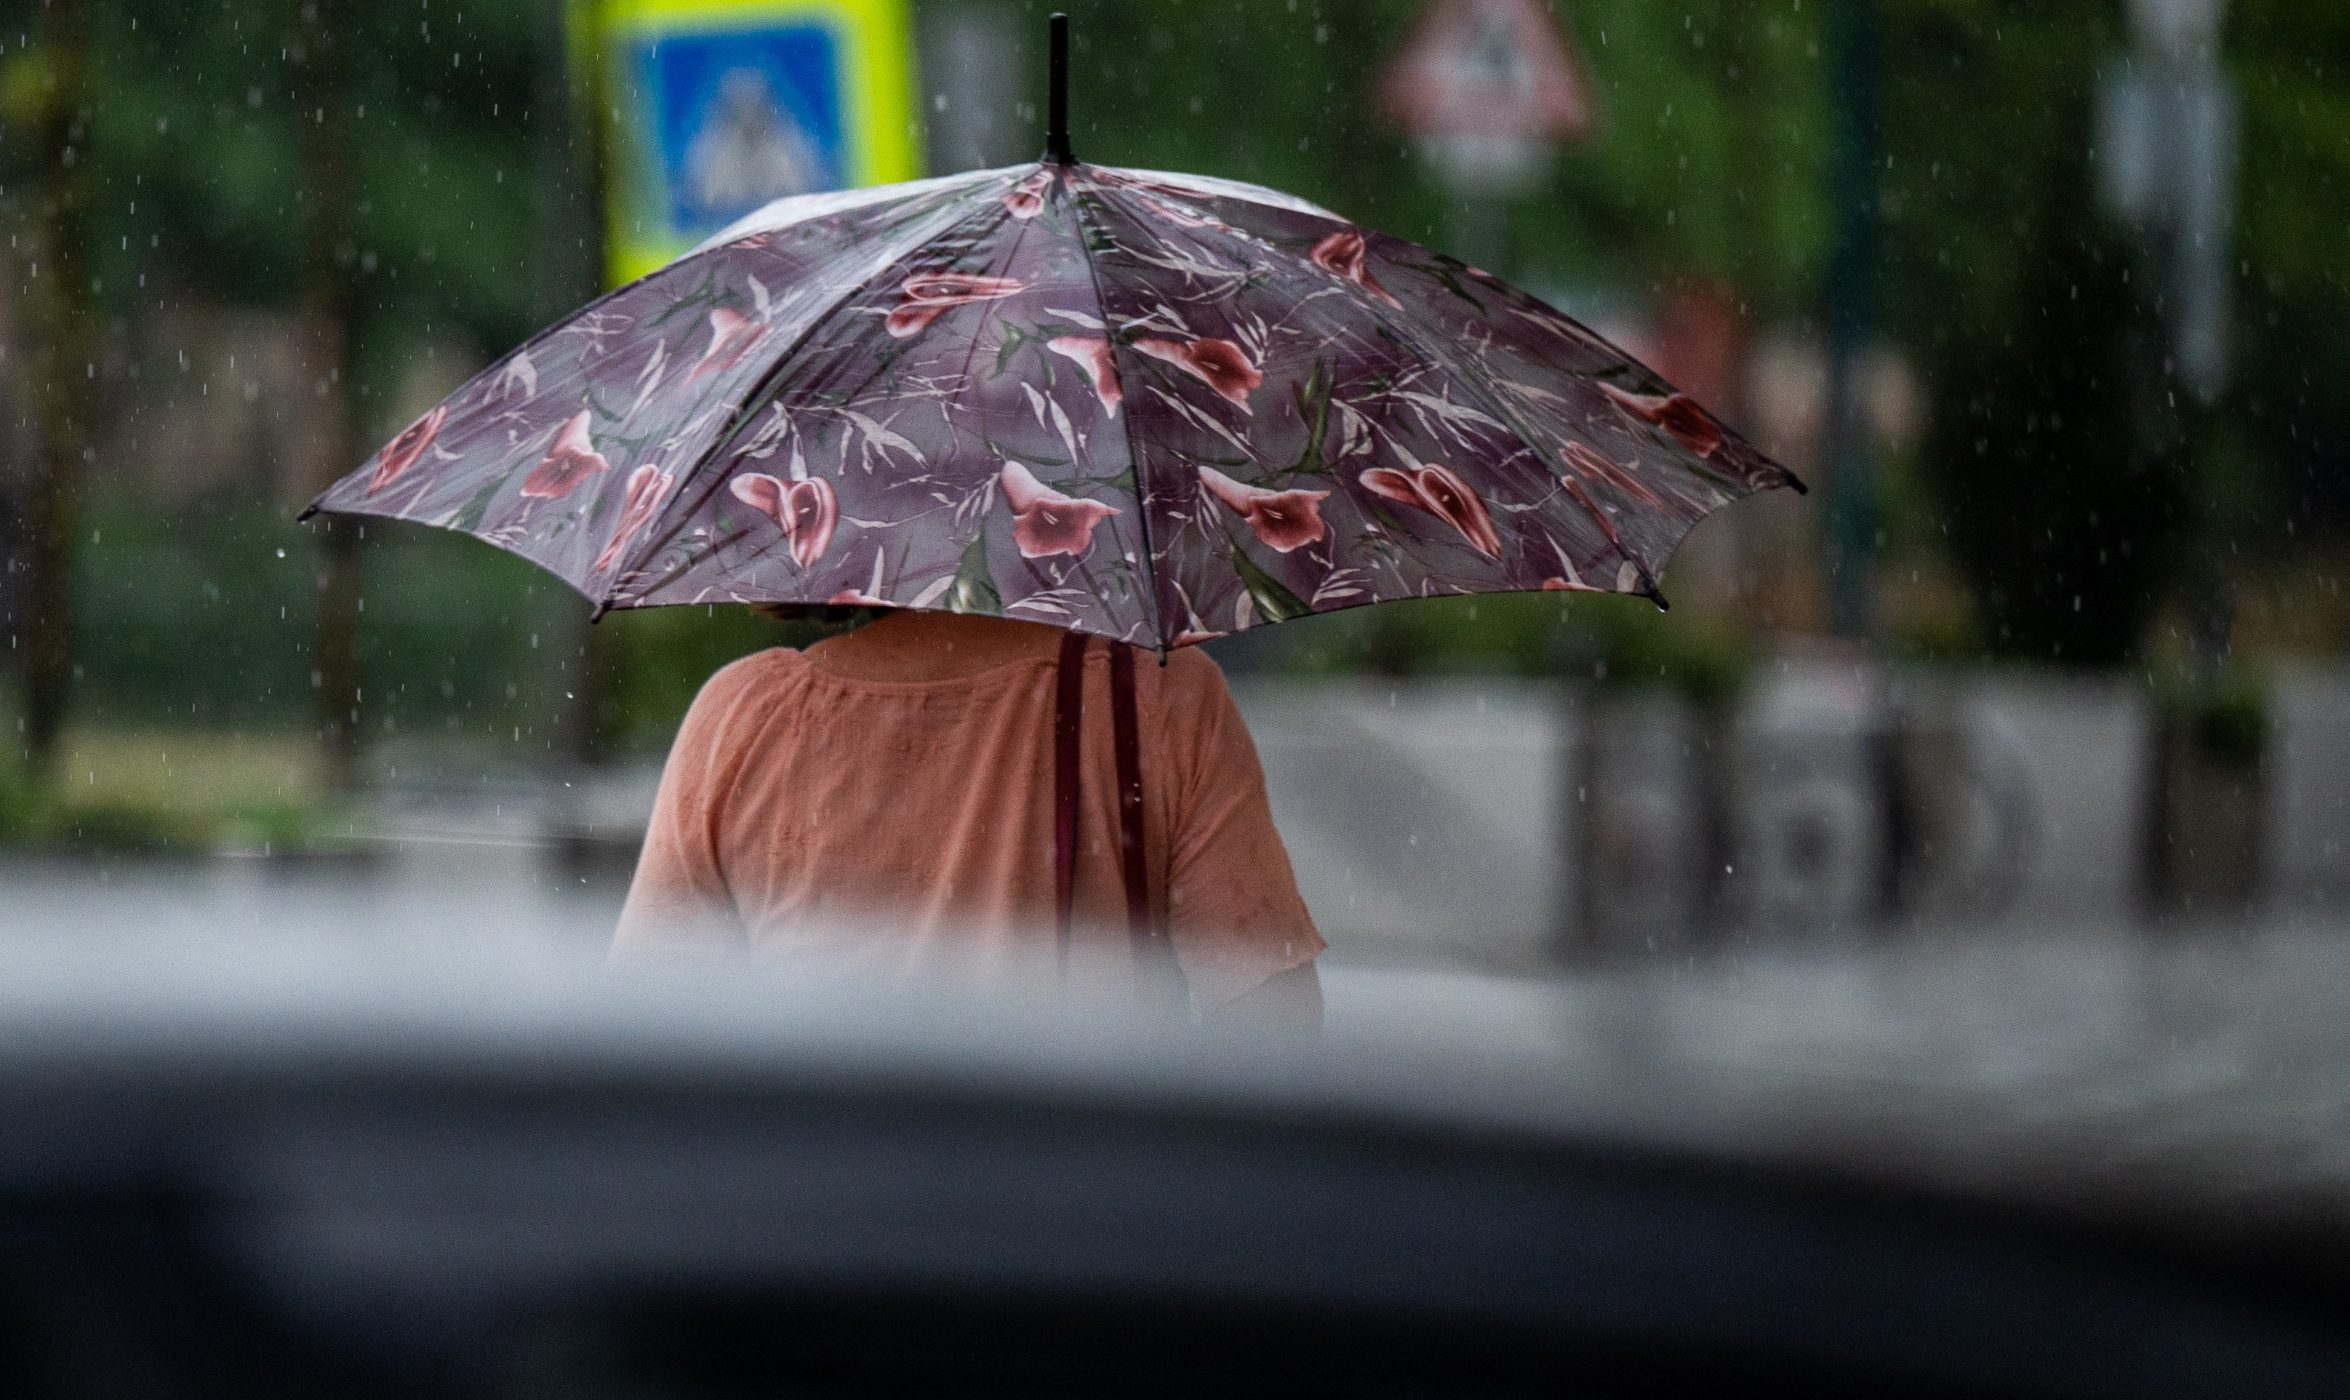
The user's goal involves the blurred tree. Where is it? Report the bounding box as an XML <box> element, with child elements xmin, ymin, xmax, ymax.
<box><xmin>2</xmin><ymin>0</ymin><xmax>97</xmax><ymax>778</ymax></box>
<box><xmin>1878</xmin><ymin>1</ymin><xmax>2184</xmax><ymax>665</ymax></box>
<box><xmin>295</xmin><ymin>0</ymin><xmax>365</xmax><ymax>792</ymax></box>
<box><xmin>2225</xmin><ymin>2</ymin><xmax>2350</xmax><ymax>546</ymax></box>
<box><xmin>20</xmin><ymin>0</ymin><xmax>546</xmax><ymax>754</ymax></box>
<box><xmin>3</xmin><ymin>0</ymin><xmax>2343</xmax><ymax>764</ymax></box>
<box><xmin>1046</xmin><ymin>0</ymin><xmax>1832</xmax><ymax>318</ymax></box>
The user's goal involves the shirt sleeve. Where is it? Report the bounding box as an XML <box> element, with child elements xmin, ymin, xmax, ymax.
<box><xmin>611</xmin><ymin>653</ymin><xmax>774</xmax><ymax>956</ymax></box>
<box><xmin>1161</xmin><ymin>655</ymin><xmax>1327</xmax><ymax>1010</ymax></box>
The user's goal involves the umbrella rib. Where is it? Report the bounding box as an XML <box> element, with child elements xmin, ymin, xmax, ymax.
<box><xmin>1107</xmin><ymin>188</ymin><xmax>1672</xmax><ymax>600</ymax></box>
<box><xmin>1373</xmin><ymin>298</ymin><xmax>1670</xmax><ymax>599</ymax></box>
<box><xmin>1289</xmin><ymin>252</ymin><xmax>1672</xmax><ymax>600</ymax></box>
<box><xmin>1064</xmin><ymin>172</ymin><xmax>1170</xmax><ymax>653</ymax></box>
<box><xmin>598</xmin><ymin>175</ymin><xmax>1020</xmax><ymax>611</ymax></box>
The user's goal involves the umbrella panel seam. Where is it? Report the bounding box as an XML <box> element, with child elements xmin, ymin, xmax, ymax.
<box><xmin>1067</xmin><ymin>171</ymin><xmax>1171</xmax><ymax>652</ymax></box>
<box><xmin>599</xmin><ymin>175</ymin><xmax>1024</xmax><ymax>612</ymax></box>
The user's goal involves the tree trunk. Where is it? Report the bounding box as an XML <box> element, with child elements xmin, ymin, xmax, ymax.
<box><xmin>15</xmin><ymin>0</ymin><xmax>95</xmax><ymax>782</ymax></box>
<box><xmin>543</xmin><ymin>0</ymin><xmax>619</xmax><ymax>767</ymax></box>
<box><xmin>294</xmin><ymin>0</ymin><xmax>365</xmax><ymax>793</ymax></box>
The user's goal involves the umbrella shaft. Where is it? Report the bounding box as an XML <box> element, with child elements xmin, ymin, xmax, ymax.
<box><xmin>1046</xmin><ymin>12</ymin><xmax>1073</xmax><ymax>164</ymax></box>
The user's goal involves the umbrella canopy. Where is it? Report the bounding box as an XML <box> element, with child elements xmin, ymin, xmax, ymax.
<box><xmin>306</xmin><ymin>80</ymin><xmax>1798</xmax><ymax>652</ymax></box>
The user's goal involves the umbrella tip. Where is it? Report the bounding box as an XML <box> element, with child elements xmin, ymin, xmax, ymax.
<box><xmin>1648</xmin><ymin>588</ymin><xmax>1671</xmax><ymax>613</ymax></box>
<box><xmin>296</xmin><ymin>504</ymin><xmax>318</xmax><ymax>523</ymax></box>
<box><xmin>589</xmin><ymin>601</ymin><xmax>612</xmax><ymax>624</ymax></box>
<box><xmin>1782</xmin><ymin>468</ymin><xmax>1811</xmax><ymax>496</ymax></box>
<box><xmin>1043</xmin><ymin>12</ymin><xmax>1073</xmax><ymax>165</ymax></box>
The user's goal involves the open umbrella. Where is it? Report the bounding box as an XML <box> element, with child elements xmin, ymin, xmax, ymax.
<box><xmin>304</xmin><ymin>15</ymin><xmax>1800</xmax><ymax>654</ymax></box>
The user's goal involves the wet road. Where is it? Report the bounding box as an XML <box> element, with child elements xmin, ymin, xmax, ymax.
<box><xmin>6</xmin><ymin>834</ymin><xmax>2349</xmax><ymax>1243</ymax></box>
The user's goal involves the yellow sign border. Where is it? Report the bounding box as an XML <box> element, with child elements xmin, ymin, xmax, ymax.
<box><xmin>590</xmin><ymin>0</ymin><xmax>922</xmax><ymax>285</ymax></box>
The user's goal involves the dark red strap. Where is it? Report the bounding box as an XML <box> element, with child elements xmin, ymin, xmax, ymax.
<box><xmin>1052</xmin><ymin>631</ymin><xmax>1088</xmax><ymax>967</ymax></box>
<box><xmin>1109</xmin><ymin>644</ymin><xmax>1170</xmax><ymax>976</ymax></box>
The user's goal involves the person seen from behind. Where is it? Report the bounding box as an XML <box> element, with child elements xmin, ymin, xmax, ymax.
<box><xmin>614</xmin><ymin>608</ymin><xmax>1325</xmax><ymax>1027</ymax></box>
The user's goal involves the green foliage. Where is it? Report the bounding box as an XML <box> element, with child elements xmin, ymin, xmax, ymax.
<box><xmin>2223</xmin><ymin>0</ymin><xmax>2350</xmax><ymax>539</ymax></box>
<box><xmin>66</xmin><ymin>495</ymin><xmax>572</xmax><ymax>737</ymax></box>
<box><xmin>1877</xmin><ymin>1</ymin><xmax>2179</xmax><ymax>665</ymax></box>
<box><xmin>8</xmin><ymin>0</ymin><xmax>2349</xmax><ymax>780</ymax></box>
<box><xmin>595</xmin><ymin>605</ymin><xmax>806</xmax><ymax>752</ymax></box>
<box><xmin>40</xmin><ymin>800</ymin><xmax>208</xmax><ymax>856</ymax></box>
<box><xmin>1055</xmin><ymin>0</ymin><xmax>1833</xmax><ymax>315</ymax></box>
<box><xmin>1221</xmin><ymin>589</ymin><xmax>1749</xmax><ymax>703</ymax></box>
<box><xmin>0</xmin><ymin>757</ymin><xmax>39</xmax><ymax>845</ymax></box>
<box><xmin>2150</xmin><ymin>663</ymin><xmax>2267</xmax><ymax>770</ymax></box>
<box><xmin>27</xmin><ymin>0</ymin><xmax>543</xmax><ymax>373</ymax></box>
<box><xmin>2191</xmin><ymin>678</ymin><xmax>2267</xmax><ymax>769</ymax></box>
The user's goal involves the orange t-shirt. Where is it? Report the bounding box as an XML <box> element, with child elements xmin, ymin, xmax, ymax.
<box><xmin>614</xmin><ymin>613</ymin><xmax>1324</xmax><ymax>1009</ymax></box>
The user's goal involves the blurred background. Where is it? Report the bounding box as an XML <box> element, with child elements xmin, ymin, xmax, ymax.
<box><xmin>1</xmin><ymin>0</ymin><xmax>2345</xmax><ymax>973</ymax></box>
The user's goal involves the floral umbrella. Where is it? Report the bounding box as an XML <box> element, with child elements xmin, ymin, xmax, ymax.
<box><xmin>304</xmin><ymin>27</ymin><xmax>1799</xmax><ymax>653</ymax></box>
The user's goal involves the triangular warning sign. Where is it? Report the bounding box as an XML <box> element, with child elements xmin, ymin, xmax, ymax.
<box><xmin>1380</xmin><ymin>0</ymin><xmax>1595</xmax><ymax>144</ymax></box>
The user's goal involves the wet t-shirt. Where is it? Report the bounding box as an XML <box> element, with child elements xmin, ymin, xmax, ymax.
<box><xmin>614</xmin><ymin>613</ymin><xmax>1324</xmax><ymax>1009</ymax></box>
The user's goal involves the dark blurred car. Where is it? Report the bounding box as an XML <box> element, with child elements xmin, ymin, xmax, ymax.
<box><xmin>1</xmin><ymin>946</ymin><xmax>2346</xmax><ymax>1399</ymax></box>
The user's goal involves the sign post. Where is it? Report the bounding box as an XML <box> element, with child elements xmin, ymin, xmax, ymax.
<box><xmin>583</xmin><ymin>0</ymin><xmax>923</xmax><ymax>286</ymax></box>
<box><xmin>2097</xmin><ymin>0</ymin><xmax>2236</xmax><ymax>402</ymax></box>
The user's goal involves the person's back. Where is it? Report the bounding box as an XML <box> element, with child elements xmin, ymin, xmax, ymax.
<box><xmin>616</xmin><ymin>611</ymin><xmax>1323</xmax><ymax>1017</ymax></box>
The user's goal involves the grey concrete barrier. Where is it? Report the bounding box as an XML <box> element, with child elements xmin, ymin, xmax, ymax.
<box><xmin>2264</xmin><ymin>662</ymin><xmax>2350</xmax><ymax>912</ymax></box>
<box><xmin>1889</xmin><ymin>672</ymin><xmax>2154</xmax><ymax>926</ymax></box>
<box><xmin>1230</xmin><ymin>680</ymin><xmax>1576</xmax><ymax>971</ymax></box>
<box><xmin>1726</xmin><ymin>660</ymin><xmax>1887</xmax><ymax>936</ymax></box>
<box><xmin>1578</xmin><ymin>692</ymin><xmax>1709</xmax><ymax>952</ymax></box>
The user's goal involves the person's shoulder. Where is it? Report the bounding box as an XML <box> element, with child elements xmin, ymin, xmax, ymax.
<box><xmin>690</xmin><ymin>647</ymin><xmax>804</xmax><ymax>717</ymax></box>
<box><xmin>1152</xmin><ymin>644</ymin><xmax>1232</xmax><ymax>700</ymax></box>
<box><xmin>1147</xmin><ymin>646</ymin><xmax>1244</xmax><ymax>739</ymax></box>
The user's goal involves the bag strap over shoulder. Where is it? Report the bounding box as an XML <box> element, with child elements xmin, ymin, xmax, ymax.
<box><xmin>1108</xmin><ymin>643</ymin><xmax>1158</xmax><ymax>955</ymax></box>
<box><xmin>1053</xmin><ymin>634</ymin><xmax>1184</xmax><ymax>1004</ymax></box>
<box><xmin>1052</xmin><ymin>631</ymin><xmax>1088</xmax><ymax>971</ymax></box>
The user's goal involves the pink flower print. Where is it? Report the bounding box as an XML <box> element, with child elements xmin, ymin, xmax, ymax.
<box><xmin>1132</xmin><ymin>336</ymin><xmax>1263</xmax><ymax>410</ymax></box>
<box><xmin>1598</xmin><ymin>382</ymin><xmax>1724</xmax><ymax>459</ymax></box>
<box><xmin>520</xmin><ymin>411</ymin><xmax>611</xmax><ymax>500</ymax></box>
<box><xmin>1359</xmin><ymin>463</ymin><xmax>1505</xmax><ymax>561</ymax></box>
<box><xmin>999</xmin><ymin>460</ymin><xmax>1120</xmax><ymax>560</ymax></box>
<box><xmin>690</xmin><ymin>307</ymin><xmax>765</xmax><ymax>379</ymax></box>
<box><xmin>1307</xmin><ymin>230</ymin><xmax>1400</xmax><ymax>308</ymax></box>
<box><xmin>884</xmin><ymin>272</ymin><xmax>1028</xmax><ymax>339</ymax></box>
<box><xmin>593</xmin><ymin>464</ymin><xmax>672</xmax><ymax>573</ymax></box>
<box><xmin>1541</xmin><ymin>575</ymin><xmax>1600</xmax><ymax>593</ymax></box>
<box><xmin>1171</xmin><ymin>629</ymin><xmax>1228</xmax><ymax>648</ymax></box>
<box><xmin>1559</xmin><ymin>440</ymin><xmax>1666</xmax><ymax>509</ymax></box>
<box><xmin>366</xmin><ymin>404</ymin><xmax>446</xmax><ymax>496</ymax></box>
<box><xmin>828</xmin><ymin>553</ymin><xmax>891</xmax><ymax>607</ymax></box>
<box><xmin>1197</xmin><ymin>465</ymin><xmax>1330</xmax><ymax>554</ymax></box>
<box><xmin>1047</xmin><ymin>335</ymin><xmax>1123</xmax><ymax>416</ymax></box>
<box><xmin>1002</xmin><ymin>167</ymin><xmax>1055</xmax><ymax>219</ymax></box>
<box><xmin>730</xmin><ymin>472</ymin><xmax>839</xmax><ymax>570</ymax></box>
<box><xmin>1557</xmin><ymin>475</ymin><xmax>1629</xmax><ymax>554</ymax></box>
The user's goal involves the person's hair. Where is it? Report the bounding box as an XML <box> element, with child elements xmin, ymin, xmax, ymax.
<box><xmin>748</xmin><ymin>602</ymin><xmax>890</xmax><ymax>634</ymax></box>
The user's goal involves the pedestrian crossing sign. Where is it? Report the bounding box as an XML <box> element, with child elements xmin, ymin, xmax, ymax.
<box><xmin>589</xmin><ymin>0</ymin><xmax>922</xmax><ymax>285</ymax></box>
